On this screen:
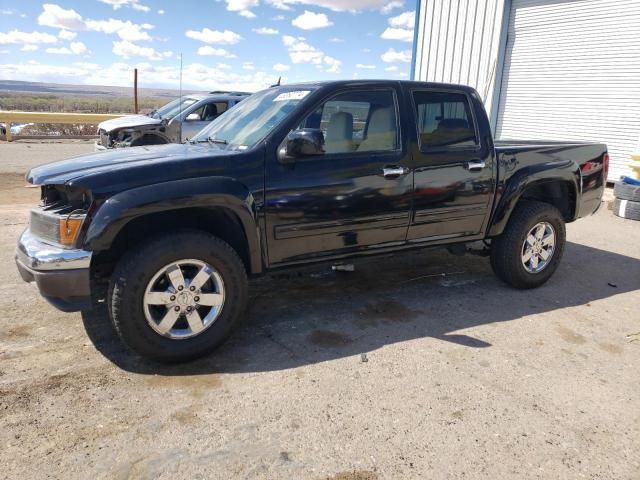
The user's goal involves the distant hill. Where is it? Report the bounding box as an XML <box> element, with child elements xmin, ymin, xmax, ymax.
<box><xmin>0</xmin><ymin>80</ymin><xmax>206</xmax><ymax>99</ymax></box>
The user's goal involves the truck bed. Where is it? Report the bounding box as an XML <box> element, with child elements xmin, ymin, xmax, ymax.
<box><xmin>494</xmin><ymin>139</ymin><xmax>608</xmax><ymax>220</ymax></box>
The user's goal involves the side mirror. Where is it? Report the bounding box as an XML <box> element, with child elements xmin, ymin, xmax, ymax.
<box><xmin>186</xmin><ymin>113</ymin><xmax>200</xmax><ymax>121</ymax></box>
<box><xmin>278</xmin><ymin>129</ymin><xmax>324</xmax><ymax>164</ymax></box>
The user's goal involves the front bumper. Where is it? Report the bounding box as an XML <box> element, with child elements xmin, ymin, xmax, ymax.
<box><xmin>15</xmin><ymin>229</ymin><xmax>92</xmax><ymax>312</ymax></box>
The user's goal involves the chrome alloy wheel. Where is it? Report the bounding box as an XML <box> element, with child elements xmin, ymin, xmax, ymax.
<box><xmin>143</xmin><ymin>259</ymin><xmax>225</xmax><ymax>340</ymax></box>
<box><xmin>521</xmin><ymin>222</ymin><xmax>556</xmax><ymax>274</ymax></box>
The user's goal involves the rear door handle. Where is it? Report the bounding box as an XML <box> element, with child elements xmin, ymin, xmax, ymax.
<box><xmin>382</xmin><ymin>166</ymin><xmax>410</xmax><ymax>178</ymax></box>
<box><xmin>465</xmin><ymin>160</ymin><xmax>486</xmax><ymax>172</ymax></box>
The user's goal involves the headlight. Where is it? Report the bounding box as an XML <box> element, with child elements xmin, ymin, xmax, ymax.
<box><xmin>30</xmin><ymin>208</ymin><xmax>86</xmax><ymax>247</ymax></box>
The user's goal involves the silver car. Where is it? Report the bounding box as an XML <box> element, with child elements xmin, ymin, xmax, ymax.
<box><xmin>95</xmin><ymin>91</ymin><xmax>249</xmax><ymax>150</ymax></box>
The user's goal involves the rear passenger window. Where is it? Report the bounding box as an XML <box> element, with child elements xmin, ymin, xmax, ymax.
<box><xmin>413</xmin><ymin>91</ymin><xmax>477</xmax><ymax>149</ymax></box>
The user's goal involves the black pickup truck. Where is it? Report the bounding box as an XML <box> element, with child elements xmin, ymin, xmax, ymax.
<box><xmin>16</xmin><ymin>80</ymin><xmax>608</xmax><ymax>362</ymax></box>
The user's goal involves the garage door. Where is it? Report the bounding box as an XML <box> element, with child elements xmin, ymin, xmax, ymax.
<box><xmin>496</xmin><ymin>0</ymin><xmax>640</xmax><ymax>182</ymax></box>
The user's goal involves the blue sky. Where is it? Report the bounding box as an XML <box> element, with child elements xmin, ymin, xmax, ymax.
<box><xmin>0</xmin><ymin>1</ymin><xmax>415</xmax><ymax>91</ymax></box>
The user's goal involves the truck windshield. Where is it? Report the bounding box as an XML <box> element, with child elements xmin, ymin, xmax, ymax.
<box><xmin>151</xmin><ymin>97</ymin><xmax>199</xmax><ymax>120</ymax></box>
<box><xmin>192</xmin><ymin>88</ymin><xmax>313</xmax><ymax>150</ymax></box>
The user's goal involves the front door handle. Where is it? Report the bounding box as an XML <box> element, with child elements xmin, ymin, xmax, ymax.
<box><xmin>465</xmin><ymin>160</ymin><xmax>486</xmax><ymax>172</ymax></box>
<box><xmin>382</xmin><ymin>166</ymin><xmax>410</xmax><ymax>179</ymax></box>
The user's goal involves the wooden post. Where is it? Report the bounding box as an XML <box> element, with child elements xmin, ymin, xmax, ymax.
<box><xmin>134</xmin><ymin>68</ymin><xmax>139</xmax><ymax>114</ymax></box>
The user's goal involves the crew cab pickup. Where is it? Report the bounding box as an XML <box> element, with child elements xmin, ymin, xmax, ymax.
<box><xmin>16</xmin><ymin>80</ymin><xmax>608</xmax><ymax>362</ymax></box>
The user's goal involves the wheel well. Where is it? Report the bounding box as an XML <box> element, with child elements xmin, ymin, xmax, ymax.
<box><xmin>92</xmin><ymin>208</ymin><xmax>251</xmax><ymax>279</ymax></box>
<box><xmin>131</xmin><ymin>134</ymin><xmax>168</xmax><ymax>146</ymax></box>
<box><xmin>519</xmin><ymin>181</ymin><xmax>576</xmax><ymax>221</ymax></box>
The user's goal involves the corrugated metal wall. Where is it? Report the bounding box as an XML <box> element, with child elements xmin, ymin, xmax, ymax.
<box><xmin>413</xmin><ymin>0</ymin><xmax>507</xmax><ymax>115</ymax></box>
<box><xmin>496</xmin><ymin>0</ymin><xmax>640</xmax><ymax>181</ymax></box>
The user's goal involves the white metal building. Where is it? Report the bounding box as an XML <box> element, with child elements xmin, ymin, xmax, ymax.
<box><xmin>412</xmin><ymin>0</ymin><xmax>640</xmax><ymax>181</ymax></box>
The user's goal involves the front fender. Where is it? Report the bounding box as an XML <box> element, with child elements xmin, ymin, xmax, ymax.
<box><xmin>83</xmin><ymin>176</ymin><xmax>262</xmax><ymax>272</ymax></box>
<box><xmin>488</xmin><ymin>160</ymin><xmax>580</xmax><ymax>237</ymax></box>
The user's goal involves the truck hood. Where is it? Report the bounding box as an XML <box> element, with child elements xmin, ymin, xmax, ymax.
<box><xmin>97</xmin><ymin>114</ymin><xmax>161</xmax><ymax>132</ymax></box>
<box><xmin>27</xmin><ymin>143</ymin><xmax>232</xmax><ymax>195</ymax></box>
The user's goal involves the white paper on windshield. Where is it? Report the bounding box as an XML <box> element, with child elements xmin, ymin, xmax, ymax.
<box><xmin>273</xmin><ymin>91</ymin><xmax>310</xmax><ymax>102</ymax></box>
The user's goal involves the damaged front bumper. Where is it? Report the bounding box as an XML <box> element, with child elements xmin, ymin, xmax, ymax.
<box><xmin>15</xmin><ymin>229</ymin><xmax>93</xmax><ymax>312</ymax></box>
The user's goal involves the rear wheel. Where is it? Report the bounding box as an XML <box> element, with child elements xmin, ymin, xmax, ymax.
<box><xmin>490</xmin><ymin>201</ymin><xmax>566</xmax><ymax>289</ymax></box>
<box><xmin>109</xmin><ymin>231</ymin><xmax>248</xmax><ymax>362</ymax></box>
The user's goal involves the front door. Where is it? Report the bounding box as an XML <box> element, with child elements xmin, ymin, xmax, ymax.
<box><xmin>407</xmin><ymin>89</ymin><xmax>495</xmax><ymax>243</ymax></box>
<box><xmin>264</xmin><ymin>88</ymin><xmax>412</xmax><ymax>265</ymax></box>
<box><xmin>181</xmin><ymin>101</ymin><xmax>229</xmax><ymax>141</ymax></box>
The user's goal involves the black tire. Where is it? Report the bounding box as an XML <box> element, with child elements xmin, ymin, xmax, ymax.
<box><xmin>490</xmin><ymin>201</ymin><xmax>566</xmax><ymax>289</ymax></box>
<box><xmin>109</xmin><ymin>231</ymin><xmax>248</xmax><ymax>362</ymax></box>
<box><xmin>613</xmin><ymin>197</ymin><xmax>640</xmax><ymax>220</ymax></box>
<box><xmin>613</xmin><ymin>182</ymin><xmax>640</xmax><ymax>202</ymax></box>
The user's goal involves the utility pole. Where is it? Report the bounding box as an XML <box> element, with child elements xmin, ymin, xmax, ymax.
<box><xmin>134</xmin><ymin>68</ymin><xmax>139</xmax><ymax>114</ymax></box>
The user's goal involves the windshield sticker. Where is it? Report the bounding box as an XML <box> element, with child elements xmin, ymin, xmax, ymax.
<box><xmin>273</xmin><ymin>91</ymin><xmax>310</xmax><ymax>102</ymax></box>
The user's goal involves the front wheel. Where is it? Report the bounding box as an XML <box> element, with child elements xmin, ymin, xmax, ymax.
<box><xmin>109</xmin><ymin>231</ymin><xmax>248</xmax><ymax>362</ymax></box>
<box><xmin>490</xmin><ymin>201</ymin><xmax>566</xmax><ymax>289</ymax></box>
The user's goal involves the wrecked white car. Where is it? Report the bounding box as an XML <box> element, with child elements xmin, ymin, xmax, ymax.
<box><xmin>95</xmin><ymin>91</ymin><xmax>249</xmax><ymax>150</ymax></box>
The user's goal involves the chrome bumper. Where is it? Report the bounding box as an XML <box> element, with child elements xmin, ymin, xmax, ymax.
<box><xmin>15</xmin><ymin>229</ymin><xmax>92</xmax><ymax>312</ymax></box>
<box><xmin>94</xmin><ymin>141</ymin><xmax>108</xmax><ymax>151</ymax></box>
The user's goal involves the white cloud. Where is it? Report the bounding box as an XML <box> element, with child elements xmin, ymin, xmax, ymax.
<box><xmin>225</xmin><ymin>0</ymin><xmax>258</xmax><ymax>18</ymax></box>
<box><xmin>58</xmin><ymin>30</ymin><xmax>76</xmax><ymax>40</ymax></box>
<box><xmin>197</xmin><ymin>46</ymin><xmax>237</xmax><ymax>58</ymax></box>
<box><xmin>273</xmin><ymin>63</ymin><xmax>290</xmax><ymax>71</ymax></box>
<box><xmin>381</xmin><ymin>10</ymin><xmax>414</xmax><ymax>42</ymax></box>
<box><xmin>242</xmin><ymin>62</ymin><xmax>256</xmax><ymax>70</ymax></box>
<box><xmin>267</xmin><ymin>0</ymin><xmax>400</xmax><ymax>12</ymax></box>
<box><xmin>291</xmin><ymin>11</ymin><xmax>333</xmax><ymax>30</ymax></box>
<box><xmin>217</xmin><ymin>63</ymin><xmax>232</xmax><ymax>70</ymax></box>
<box><xmin>282</xmin><ymin>35</ymin><xmax>341</xmax><ymax>73</ymax></box>
<box><xmin>46</xmin><ymin>46</ymin><xmax>71</xmax><ymax>54</ymax></box>
<box><xmin>381</xmin><ymin>1</ymin><xmax>404</xmax><ymax>14</ymax></box>
<box><xmin>362</xmin><ymin>48</ymin><xmax>371</xmax><ymax>53</ymax></box>
<box><xmin>0</xmin><ymin>30</ymin><xmax>58</xmax><ymax>45</ymax></box>
<box><xmin>97</xmin><ymin>0</ymin><xmax>150</xmax><ymax>12</ymax></box>
<box><xmin>384</xmin><ymin>65</ymin><xmax>398</xmax><ymax>72</ymax></box>
<box><xmin>328</xmin><ymin>37</ymin><xmax>343</xmax><ymax>43</ymax></box>
<box><xmin>38</xmin><ymin>4</ymin><xmax>155</xmax><ymax>42</ymax></box>
<box><xmin>185</xmin><ymin>28</ymin><xmax>242</xmax><ymax>45</ymax></box>
<box><xmin>87</xmin><ymin>19</ymin><xmax>154</xmax><ymax>41</ymax></box>
<box><xmin>162</xmin><ymin>50</ymin><xmax>173</xmax><ymax>57</ymax></box>
<box><xmin>38</xmin><ymin>4</ymin><xmax>85</xmax><ymax>30</ymax></box>
<box><xmin>381</xmin><ymin>47</ymin><xmax>411</xmax><ymax>63</ymax></box>
<box><xmin>70</xmin><ymin>41</ymin><xmax>89</xmax><ymax>54</ymax></box>
<box><xmin>389</xmin><ymin>10</ymin><xmax>415</xmax><ymax>29</ymax></box>
<box><xmin>381</xmin><ymin>27</ymin><xmax>413</xmax><ymax>42</ymax></box>
<box><xmin>21</xmin><ymin>44</ymin><xmax>39</xmax><ymax>51</ymax></box>
<box><xmin>158</xmin><ymin>9</ymin><xmax>165</xmax><ymax>14</ymax></box>
<box><xmin>323</xmin><ymin>56</ymin><xmax>341</xmax><ymax>73</ymax></box>
<box><xmin>356</xmin><ymin>63</ymin><xmax>376</xmax><ymax>69</ymax></box>
<box><xmin>113</xmin><ymin>40</ymin><xmax>163</xmax><ymax>60</ymax></box>
<box><xmin>253</xmin><ymin>27</ymin><xmax>279</xmax><ymax>35</ymax></box>
<box><xmin>272</xmin><ymin>15</ymin><xmax>285</xmax><ymax>20</ymax></box>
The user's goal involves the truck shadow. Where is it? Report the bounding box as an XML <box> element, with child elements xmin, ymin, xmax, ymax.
<box><xmin>81</xmin><ymin>241</ymin><xmax>640</xmax><ymax>375</ymax></box>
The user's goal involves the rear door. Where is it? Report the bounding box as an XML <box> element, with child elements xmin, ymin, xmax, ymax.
<box><xmin>407</xmin><ymin>88</ymin><xmax>496</xmax><ymax>243</ymax></box>
<box><xmin>264</xmin><ymin>87</ymin><xmax>412</xmax><ymax>265</ymax></box>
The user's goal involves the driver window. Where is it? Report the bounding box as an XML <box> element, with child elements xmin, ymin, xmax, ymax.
<box><xmin>298</xmin><ymin>90</ymin><xmax>398</xmax><ymax>154</ymax></box>
<box><xmin>413</xmin><ymin>91</ymin><xmax>478</xmax><ymax>149</ymax></box>
<box><xmin>187</xmin><ymin>102</ymin><xmax>228</xmax><ymax>122</ymax></box>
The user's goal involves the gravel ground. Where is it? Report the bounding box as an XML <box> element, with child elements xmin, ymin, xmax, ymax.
<box><xmin>0</xmin><ymin>143</ymin><xmax>639</xmax><ymax>479</ymax></box>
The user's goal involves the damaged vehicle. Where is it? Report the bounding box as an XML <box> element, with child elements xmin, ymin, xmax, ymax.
<box><xmin>95</xmin><ymin>91</ymin><xmax>249</xmax><ymax>150</ymax></box>
<box><xmin>18</xmin><ymin>80</ymin><xmax>608</xmax><ymax>362</ymax></box>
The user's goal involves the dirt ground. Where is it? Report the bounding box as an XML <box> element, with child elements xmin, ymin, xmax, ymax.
<box><xmin>1</xmin><ymin>141</ymin><xmax>639</xmax><ymax>479</ymax></box>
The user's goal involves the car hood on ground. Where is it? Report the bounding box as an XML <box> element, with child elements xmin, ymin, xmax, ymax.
<box><xmin>97</xmin><ymin>114</ymin><xmax>162</xmax><ymax>132</ymax></box>
<box><xmin>27</xmin><ymin>143</ymin><xmax>232</xmax><ymax>195</ymax></box>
